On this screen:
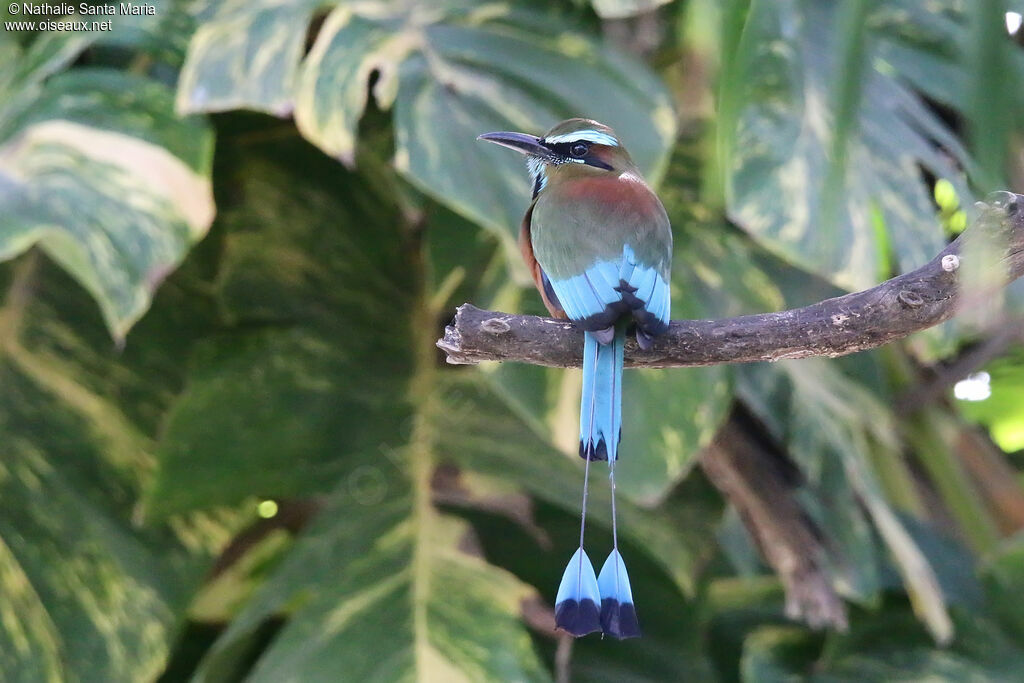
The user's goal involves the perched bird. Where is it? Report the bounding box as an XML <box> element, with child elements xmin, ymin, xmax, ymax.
<box><xmin>478</xmin><ymin>119</ymin><xmax>672</xmax><ymax>639</ymax></box>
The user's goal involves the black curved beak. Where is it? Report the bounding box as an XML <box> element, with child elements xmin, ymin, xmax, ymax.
<box><xmin>477</xmin><ymin>131</ymin><xmax>553</xmax><ymax>159</ymax></box>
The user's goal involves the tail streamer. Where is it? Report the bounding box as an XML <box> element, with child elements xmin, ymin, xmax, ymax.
<box><xmin>578</xmin><ymin>328</ymin><xmax>624</xmax><ymax>462</ymax></box>
<box><xmin>556</xmin><ymin>328</ymin><xmax>639</xmax><ymax>638</ymax></box>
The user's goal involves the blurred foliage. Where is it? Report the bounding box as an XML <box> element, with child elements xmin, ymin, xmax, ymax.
<box><xmin>4</xmin><ymin>0</ymin><xmax>1024</xmax><ymax>680</ymax></box>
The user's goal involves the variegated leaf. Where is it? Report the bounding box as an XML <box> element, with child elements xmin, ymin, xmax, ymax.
<box><xmin>195</xmin><ymin>482</ymin><xmax>549</xmax><ymax>683</ymax></box>
<box><xmin>178</xmin><ymin>0</ymin><xmax>676</xmax><ymax>278</ymax></box>
<box><xmin>143</xmin><ymin>135</ymin><xmax>550</xmax><ymax>679</ymax></box>
<box><xmin>0</xmin><ymin>38</ymin><xmax>214</xmax><ymax>339</ymax></box>
<box><xmin>0</xmin><ymin>246</ymin><xmax>230</xmax><ymax>682</ymax></box>
<box><xmin>721</xmin><ymin>0</ymin><xmax>973</xmax><ymax>291</ymax></box>
<box><xmin>0</xmin><ymin>25</ymin><xmax>220</xmax><ymax>682</ymax></box>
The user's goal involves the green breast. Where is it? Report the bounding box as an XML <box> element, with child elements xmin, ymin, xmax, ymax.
<box><xmin>530</xmin><ymin>174</ymin><xmax>672</xmax><ymax>281</ymax></box>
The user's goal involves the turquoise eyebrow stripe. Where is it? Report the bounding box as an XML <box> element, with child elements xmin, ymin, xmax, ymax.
<box><xmin>544</xmin><ymin>130</ymin><xmax>619</xmax><ymax>146</ymax></box>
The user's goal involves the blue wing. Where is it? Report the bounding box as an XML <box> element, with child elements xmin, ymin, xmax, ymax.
<box><xmin>547</xmin><ymin>245</ymin><xmax>670</xmax><ymax>336</ymax></box>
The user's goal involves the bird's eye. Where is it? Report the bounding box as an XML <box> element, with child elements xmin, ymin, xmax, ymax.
<box><xmin>569</xmin><ymin>142</ymin><xmax>589</xmax><ymax>158</ymax></box>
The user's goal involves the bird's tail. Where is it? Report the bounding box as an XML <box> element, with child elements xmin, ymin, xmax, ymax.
<box><xmin>581</xmin><ymin>327</ymin><xmax>640</xmax><ymax>638</ymax></box>
<box><xmin>555</xmin><ymin>327</ymin><xmax>640</xmax><ymax>639</ymax></box>
<box><xmin>579</xmin><ymin>328</ymin><xmax>624</xmax><ymax>462</ymax></box>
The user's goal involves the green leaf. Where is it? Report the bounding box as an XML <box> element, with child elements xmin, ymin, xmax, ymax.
<box><xmin>736</xmin><ymin>601</ymin><xmax>1024</xmax><ymax>682</ymax></box>
<box><xmin>982</xmin><ymin>536</ymin><xmax>1024</xmax><ymax>646</ymax></box>
<box><xmin>178</xmin><ymin>1</ymin><xmax>676</xmax><ymax>276</ymax></box>
<box><xmin>0</xmin><ymin>39</ymin><xmax>215</xmax><ymax>339</ymax></box>
<box><xmin>147</xmin><ymin>130</ymin><xmax>548</xmax><ymax>678</ymax></box>
<box><xmin>435</xmin><ymin>371</ymin><xmax>718</xmax><ymax>596</ymax></box>
<box><xmin>964</xmin><ymin>0</ymin><xmax>1016</xmax><ymax>189</ymax></box>
<box><xmin>616</xmin><ymin>365</ymin><xmax>732</xmax><ymax>503</ymax></box>
<box><xmin>737</xmin><ymin>360</ymin><xmax>952</xmax><ymax>643</ymax></box>
<box><xmin>175</xmin><ymin>0</ymin><xmax>319</xmax><ymax>117</ymax></box>
<box><xmin>720</xmin><ymin>0</ymin><xmax>972</xmax><ymax>291</ymax></box>
<box><xmin>145</xmin><ymin>137</ymin><xmax>416</xmax><ymax>518</ymax></box>
<box><xmin>195</xmin><ymin>475</ymin><xmax>549</xmax><ymax>682</ymax></box>
<box><xmin>293</xmin><ymin>8</ymin><xmax>417</xmax><ymax>165</ymax></box>
<box><xmin>0</xmin><ymin>360</ymin><xmax>182</xmax><ymax>683</ymax></box>
<box><xmin>817</xmin><ymin>606</ymin><xmax>1024</xmax><ymax>681</ymax></box>
<box><xmin>0</xmin><ymin>239</ymin><xmax>228</xmax><ymax>680</ymax></box>
<box><xmin>903</xmin><ymin>409</ymin><xmax>1001</xmax><ymax>556</ymax></box>
<box><xmin>960</xmin><ymin>349</ymin><xmax>1024</xmax><ymax>452</ymax></box>
<box><xmin>740</xmin><ymin>626</ymin><xmax>821</xmax><ymax>682</ymax></box>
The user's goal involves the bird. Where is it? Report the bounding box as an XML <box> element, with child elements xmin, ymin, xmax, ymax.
<box><xmin>478</xmin><ymin>119</ymin><xmax>672</xmax><ymax>639</ymax></box>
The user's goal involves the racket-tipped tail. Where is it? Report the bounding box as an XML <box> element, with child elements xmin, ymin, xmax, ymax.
<box><xmin>598</xmin><ymin>549</ymin><xmax>640</xmax><ymax>639</ymax></box>
<box><xmin>555</xmin><ymin>548</ymin><xmax>602</xmax><ymax>637</ymax></box>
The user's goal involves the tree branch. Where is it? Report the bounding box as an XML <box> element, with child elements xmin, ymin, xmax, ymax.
<box><xmin>438</xmin><ymin>194</ymin><xmax>1024</xmax><ymax>368</ymax></box>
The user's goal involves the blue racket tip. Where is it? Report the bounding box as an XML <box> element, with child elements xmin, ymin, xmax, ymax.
<box><xmin>554</xmin><ymin>548</ymin><xmax>602</xmax><ymax>637</ymax></box>
<box><xmin>598</xmin><ymin>550</ymin><xmax>640</xmax><ymax>639</ymax></box>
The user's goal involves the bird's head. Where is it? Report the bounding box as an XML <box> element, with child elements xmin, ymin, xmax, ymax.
<box><xmin>478</xmin><ymin>118</ymin><xmax>635</xmax><ymax>197</ymax></box>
